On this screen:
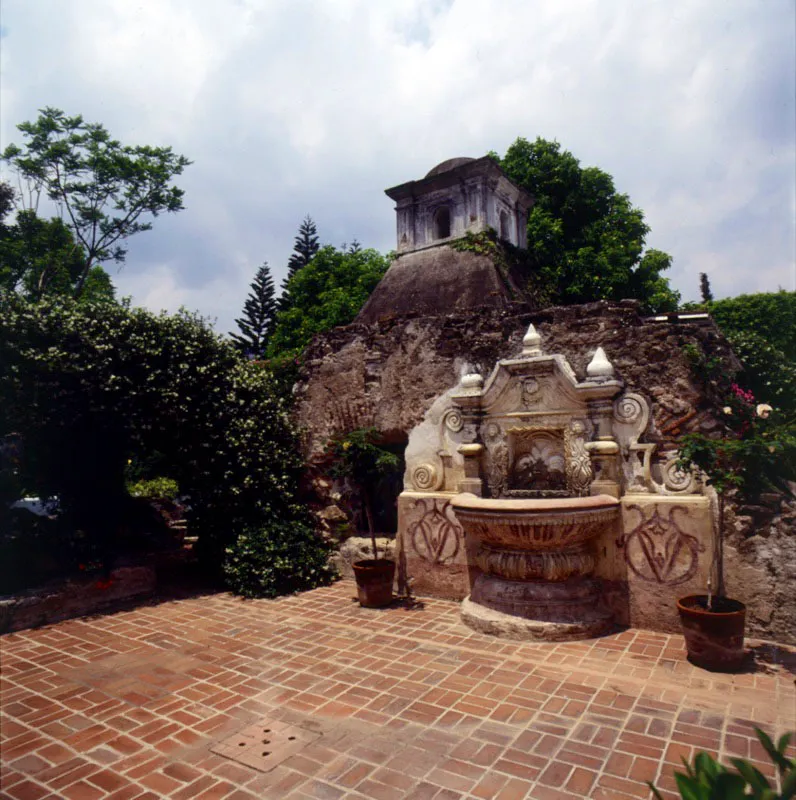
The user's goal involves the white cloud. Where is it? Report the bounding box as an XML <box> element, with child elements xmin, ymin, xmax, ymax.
<box><xmin>1</xmin><ymin>0</ymin><xmax>794</xmax><ymax>330</ymax></box>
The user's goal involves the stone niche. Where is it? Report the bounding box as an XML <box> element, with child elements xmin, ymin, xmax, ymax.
<box><xmin>395</xmin><ymin>324</ymin><xmax>716</xmax><ymax>635</ymax></box>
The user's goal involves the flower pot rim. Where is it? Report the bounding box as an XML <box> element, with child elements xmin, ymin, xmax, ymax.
<box><xmin>677</xmin><ymin>594</ymin><xmax>746</xmax><ymax>617</ymax></box>
<box><xmin>352</xmin><ymin>558</ymin><xmax>396</xmax><ymax>570</ymax></box>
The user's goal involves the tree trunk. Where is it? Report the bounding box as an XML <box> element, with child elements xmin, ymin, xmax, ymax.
<box><xmin>716</xmin><ymin>493</ymin><xmax>726</xmax><ymax>600</ymax></box>
<box><xmin>361</xmin><ymin>486</ymin><xmax>378</xmax><ymax>560</ymax></box>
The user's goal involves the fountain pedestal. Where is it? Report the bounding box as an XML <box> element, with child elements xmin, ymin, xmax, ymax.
<box><xmin>452</xmin><ymin>493</ymin><xmax>619</xmax><ymax>641</ymax></box>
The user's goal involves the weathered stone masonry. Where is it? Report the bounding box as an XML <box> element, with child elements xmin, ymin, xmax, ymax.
<box><xmin>295</xmin><ymin>301</ymin><xmax>795</xmax><ymax>645</ymax></box>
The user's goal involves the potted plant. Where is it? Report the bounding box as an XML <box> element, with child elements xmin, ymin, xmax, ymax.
<box><xmin>677</xmin><ymin>383</ymin><xmax>795</xmax><ymax>671</ymax></box>
<box><xmin>325</xmin><ymin>428</ymin><xmax>400</xmax><ymax>608</ymax></box>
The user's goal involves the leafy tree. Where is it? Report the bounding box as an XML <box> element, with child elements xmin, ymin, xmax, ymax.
<box><xmin>2</xmin><ymin>107</ymin><xmax>190</xmax><ymax>297</ymax></box>
<box><xmin>230</xmin><ymin>262</ymin><xmax>277</xmax><ymax>359</ymax></box>
<box><xmin>324</xmin><ymin>428</ymin><xmax>400</xmax><ymax>554</ymax></box>
<box><xmin>0</xmin><ymin>181</ymin><xmax>14</xmax><ymax>220</ymax></box>
<box><xmin>0</xmin><ymin>208</ymin><xmax>115</xmax><ymax>302</ymax></box>
<box><xmin>279</xmin><ymin>215</ymin><xmax>319</xmax><ymax>309</ymax></box>
<box><xmin>699</xmin><ymin>272</ymin><xmax>714</xmax><ymax>303</ymax></box>
<box><xmin>492</xmin><ymin>137</ymin><xmax>680</xmax><ymax>313</ymax></box>
<box><xmin>268</xmin><ymin>245</ymin><xmax>390</xmax><ymax>359</ymax></box>
<box><xmin>286</xmin><ymin>215</ymin><xmax>320</xmax><ymax>278</ymax></box>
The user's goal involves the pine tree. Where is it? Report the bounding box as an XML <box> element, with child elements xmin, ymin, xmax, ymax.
<box><xmin>230</xmin><ymin>262</ymin><xmax>277</xmax><ymax>359</ymax></box>
<box><xmin>699</xmin><ymin>272</ymin><xmax>714</xmax><ymax>304</ymax></box>
<box><xmin>279</xmin><ymin>215</ymin><xmax>319</xmax><ymax>311</ymax></box>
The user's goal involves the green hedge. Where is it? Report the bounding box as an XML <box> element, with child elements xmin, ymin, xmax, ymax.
<box><xmin>0</xmin><ymin>293</ymin><xmax>335</xmax><ymax>595</ymax></box>
<box><xmin>709</xmin><ymin>291</ymin><xmax>795</xmax><ymax>361</ymax></box>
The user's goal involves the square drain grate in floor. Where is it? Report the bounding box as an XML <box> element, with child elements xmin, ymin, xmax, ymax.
<box><xmin>211</xmin><ymin>719</ymin><xmax>321</xmax><ymax>772</ymax></box>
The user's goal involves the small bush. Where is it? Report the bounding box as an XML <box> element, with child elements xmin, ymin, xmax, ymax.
<box><xmin>222</xmin><ymin>519</ymin><xmax>338</xmax><ymax>598</ymax></box>
<box><xmin>127</xmin><ymin>476</ymin><xmax>179</xmax><ymax>500</ymax></box>
<box><xmin>650</xmin><ymin>727</ymin><xmax>794</xmax><ymax>799</ymax></box>
<box><xmin>726</xmin><ymin>330</ymin><xmax>796</xmax><ymax>415</ymax></box>
<box><xmin>706</xmin><ymin>291</ymin><xmax>796</xmax><ymax>415</ymax></box>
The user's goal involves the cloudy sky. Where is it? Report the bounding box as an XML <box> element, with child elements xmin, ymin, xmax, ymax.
<box><xmin>1</xmin><ymin>0</ymin><xmax>794</xmax><ymax>333</ymax></box>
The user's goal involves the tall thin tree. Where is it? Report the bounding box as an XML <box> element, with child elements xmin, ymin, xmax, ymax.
<box><xmin>231</xmin><ymin>262</ymin><xmax>277</xmax><ymax>359</ymax></box>
<box><xmin>699</xmin><ymin>272</ymin><xmax>714</xmax><ymax>304</ymax></box>
<box><xmin>279</xmin><ymin>215</ymin><xmax>319</xmax><ymax>310</ymax></box>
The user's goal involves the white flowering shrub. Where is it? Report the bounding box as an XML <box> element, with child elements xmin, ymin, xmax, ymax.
<box><xmin>0</xmin><ymin>292</ymin><xmax>332</xmax><ymax>595</ymax></box>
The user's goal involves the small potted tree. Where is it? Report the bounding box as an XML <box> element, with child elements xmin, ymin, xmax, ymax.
<box><xmin>677</xmin><ymin>383</ymin><xmax>794</xmax><ymax>671</ymax></box>
<box><xmin>325</xmin><ymin>428</ymin><xmax>400</xmax><ymax>608</ymax></box>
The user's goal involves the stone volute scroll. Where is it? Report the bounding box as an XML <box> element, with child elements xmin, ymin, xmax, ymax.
<box><xmin>612</xmin><ymin>392</ymin><xmax>655</xmax><ymax>493</ymax></box>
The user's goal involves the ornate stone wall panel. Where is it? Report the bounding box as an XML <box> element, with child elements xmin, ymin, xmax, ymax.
<box><xmin>616</xmin><ymin>496</ymin><xmax>713</xmax><ymax>632</ymax></box>
<box><xmin>397</xmin><ymin>492</ymin><xmax>469</xmax><ymax>600</ymax></box>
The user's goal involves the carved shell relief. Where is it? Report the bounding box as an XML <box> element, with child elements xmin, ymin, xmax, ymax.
<box><xmin>521</xmin><ymin>377</ymin><xmax>541</xmax><ymax>408</ymax></box>
<box><xmin>482</xmin><ymin>366</ymin><xmax>584</xmax><ymax>416</ymax></box>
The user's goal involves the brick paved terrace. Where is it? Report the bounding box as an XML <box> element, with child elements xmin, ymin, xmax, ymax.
<box><xmin>2</xmin><ymin>580</ymin><xmax>794</xmax><ymax>800</ymax></box>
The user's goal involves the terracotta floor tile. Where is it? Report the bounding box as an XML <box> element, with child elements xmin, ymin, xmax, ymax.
<box><xmin>1</xmin><ymin>580</ymin><xmax>792</xmax><ymax>800</ymax></box>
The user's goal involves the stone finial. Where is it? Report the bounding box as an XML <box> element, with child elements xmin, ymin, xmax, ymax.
<box><xmin>586</xmin><ymin>347</ymin><xmax>615</xmax><ymax>380</ymax></box>
<box><xmin>522</xmin><ymin>324</ymin><xmax>542</xmax><ymax>356</ymax></box>
<box><xmin>461</xmin><ymin>372</ymin><xmax>484</xmax><ymax>390</ymax></box>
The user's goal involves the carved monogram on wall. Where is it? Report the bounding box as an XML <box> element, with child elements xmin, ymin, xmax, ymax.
<box><xmin>408</xmin><ymin>499</ymin><xmax>463</xmax><ymax>564</ymax></box>
<box><xmin>618</xmin><ymin>505</ymin><xmax>704</xmax><ymax>585</ymax></box>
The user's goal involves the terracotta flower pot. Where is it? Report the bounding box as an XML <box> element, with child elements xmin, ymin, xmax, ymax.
<box><xmin>677</xmin><ymin>594</ymin><xmax>746</xmax><ymax>672</ymax></box>
<box><xmin>352</xmin><ymin>559</ymin><xmax>395</xmax><ymax>608</ymax></box>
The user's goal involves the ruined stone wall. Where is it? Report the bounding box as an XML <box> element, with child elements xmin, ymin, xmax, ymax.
<box><xmin>297</xmin><ymin>301</ymin><xmax>722</xmax><ymax>455</ymax></box>
<box><xmin>295</xmin><ymin>301</ymin><xmax>795</xmax><ymax>644</ymax></box>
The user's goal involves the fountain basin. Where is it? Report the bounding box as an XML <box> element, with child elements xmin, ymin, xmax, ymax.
<box><xmin>451</xmin><ymin>493</ymin><xmax>619</xmax><ymax>641</ymax></box>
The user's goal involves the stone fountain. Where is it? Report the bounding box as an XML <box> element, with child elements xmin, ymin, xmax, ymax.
<box><xmin>453</xmin><ymin>493</ymin><xmax>618</xmax><ymax>640</ymax></box>
<box><xmin>444</xmin><ymin>325</ymin><xmax>624</xmax><ymax>639</ymax></box>
<box><xmin>396</xmin><ymin>321</ymin><xmax>716</xmax><ymax>640</ymax></box>
<box><xmin>398</xmin><ymin>324</ymin><xmax>633</xmax><ymax>640</ymax></box>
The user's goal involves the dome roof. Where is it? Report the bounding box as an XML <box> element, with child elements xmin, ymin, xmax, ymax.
<box><xmin>425</xmin><ymin>157</ymin><xmax>475</xmax><ymax>178</ymax></box>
